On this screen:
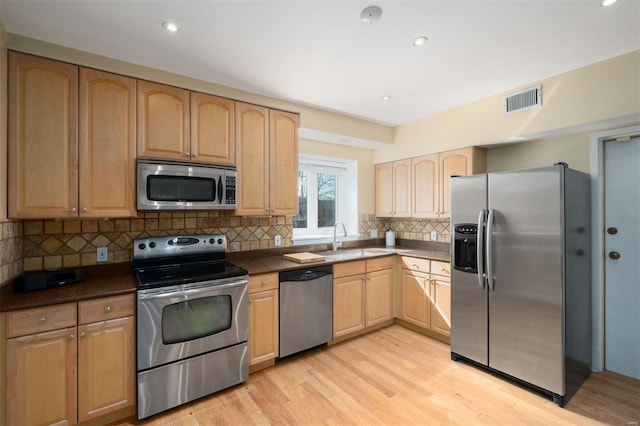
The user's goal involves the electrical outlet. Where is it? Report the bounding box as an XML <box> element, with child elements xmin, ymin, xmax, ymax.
<box><xmin>430</xmin><ymin>231</ymin><xmax>437</xmax><ymax>241</ymax></box>
<box><xmin>275</xmin><ymin>235</ymin><xmax>282</xmax><ymax>247</ymax></box>
<box><xmin>97</xmin><ymin>247</ymin><xmax>108</xmax><ymax>262</ymax></box>
<box><xmin>370</xmin><ymin>229</ymin><xmax>378</xmax><ymax>238</ymax></box>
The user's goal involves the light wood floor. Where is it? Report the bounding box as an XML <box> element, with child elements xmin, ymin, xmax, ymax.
<box><xmin>112</xmin><ymin>325</ymin><xmax>640</xmax><ymax>425</ymax></box>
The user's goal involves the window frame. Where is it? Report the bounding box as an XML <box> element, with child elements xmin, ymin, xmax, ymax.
<box><xmin>292</xmin><ymin>154</ymin><xmax>358</xmax><ymax>244</ymax></box>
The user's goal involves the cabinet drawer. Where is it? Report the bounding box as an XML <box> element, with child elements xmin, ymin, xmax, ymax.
<box><xmin>333</xmin><ymin>260</ymin><xmax>366</xmax><ymax>279</ymax></box>
<box><xmin>401</xmin><ymin>256</ymin><xmax>430</xmax><ymax>273</ymax></box>
<box><xmin>78</xmin><ymin>294</ymin><xmax>134</xmax><ymax>325</ymax></box>
<box><xmin>366</xmin><ymin>256</ymin><xmax>393</xmax><ymax>273</ymax></box>
<box><xmin>249</xmin><ymin>272</ymin><xmax>279</xmax><ymax>293</ymax></box>
<box><xmin>430</xmin><ymin>260</ymin><xmax>450</xmax><ymax>277</ymax></box>
<box><xmin>7</xmin><ymin>303</ymin><xmax>77</xmax><ymax>338</ymax></box>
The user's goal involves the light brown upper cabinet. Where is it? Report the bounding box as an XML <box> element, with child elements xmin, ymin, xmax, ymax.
<box><xmin>137</xmin><ymin>80</ymin><xmax>190</xmax><ymax>161</ymax></box>
<box><xmin>79</xmin><ymin>69</ymin><xmax>137</xmax><ymax>218</ymax></box>
<box><xmin>235</xmin><ymin>102</ymin><xmax>298</xmax><ymax>216</ymax></box>
<box><xmin>190</xmin><ymin>92</ymin><xmax>235</xmax><ymax>165</ymax></box>
<box><xmin>375</xmin><ymin>159</ymin><xmax>412</xmax><ymax>217</ymax></box>
<box><xmin>138</xmin><ymin>82</ymin><xmax>235</xmax><ymax>165</ymax></box>
<box><xmin>8</xmin><ymin>52</ymin><xmax>136</xmax><ymax>218</ymax></box>
<box><xmin>412</xmin><ymin>147</ymin><xmax>486</xmax><ymax>218</ymax></box>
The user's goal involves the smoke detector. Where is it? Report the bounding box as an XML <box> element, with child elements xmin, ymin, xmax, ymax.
<box><xmin>360</xmin><ymin>5</ymin><xmax>383</xmax><ymax>24</ymax></box>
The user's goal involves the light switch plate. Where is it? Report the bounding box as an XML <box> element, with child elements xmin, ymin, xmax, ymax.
<box><xmin>431</xmin><ymin>231</ymin><xmax>437</xmax><ymax>241</ymax></box>
<box><xmin>97</xmin><ymin>247</ymin><xmax>108</xmax><ymax>262</ymax></box>
<box><xmin>370</xmin><ymin>229</ymin><xmax>378</xmax><ymax>238</ymax></box>
<box><xmin>275</xmin><ymin>235</ymin><xmax>282</xmax><ymax>247</ymax></box>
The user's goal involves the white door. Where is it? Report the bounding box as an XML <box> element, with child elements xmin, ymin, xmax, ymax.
<box><xmin>604</xmin><ymin>136</ymin><xmax>640</xmax><ymax>380</ymax></box>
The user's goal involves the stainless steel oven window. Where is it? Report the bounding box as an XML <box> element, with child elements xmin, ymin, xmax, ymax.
<box><xmin>161</xmin><ymin>295</ymin><xmax>232</xmax><ymax>344</ymax></box>
<box><xmin>147</xmin><ymin>175</ymin><xmax>216</xmax><ymax>202</ymax></box>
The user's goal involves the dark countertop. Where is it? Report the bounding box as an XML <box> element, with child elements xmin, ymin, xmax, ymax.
<box><xmin>0</xmin><ymin>263</ymin><xmax>137</xmax><ymax>313</ymax></box>
<box><xmin>1</xmin><ymin>240</ymin><xmax>450</xmax><ymax>312</ymax></box>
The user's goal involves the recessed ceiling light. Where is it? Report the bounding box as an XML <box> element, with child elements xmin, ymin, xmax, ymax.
<box><xmin>600</xmin><ymin>0</ymin><xmax>617</xmax><ymax>5</ymax></box>
<box><xmin>413</xmin><ymin>36</ymin><xmax>428</xmax><ymax>47</ymax></box>
<box><xmin>162</xmin><ymin>21</ymin><xmax>179</xmax><ymax>32</ymax></box>
<box><xmin>381</xmin><ymin>95</ymin><xmax>391</xmax><ymax>101</ymax></box>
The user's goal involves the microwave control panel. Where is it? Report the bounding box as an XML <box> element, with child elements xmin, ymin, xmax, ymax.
<box><xmin>225</xmin><ymin>176</ymin><xmax>236</xmax><ymax>205</ymax></box>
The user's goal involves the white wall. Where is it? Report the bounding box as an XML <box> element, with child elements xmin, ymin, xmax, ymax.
<box><xmin>375</xmin><ymin>50</ymin><xmax>640</xmax><ymax>163</ymax></box>
<box><xmin>487</xmin><ymin>132</ymin><xmax>591</xmax><ymax>174</ymax></box>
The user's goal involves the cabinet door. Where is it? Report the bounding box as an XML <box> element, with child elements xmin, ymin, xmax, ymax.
<box><xmin>365</xmin><ymin>268</ymin><xmax>393</xmax><ymax>327</ymax></box>
<box><xmin>6</xmin><ymin>327</ymin><xmax>78</xmax><ymax>426</ymax></box>
<box><xmin>431</xmin><ymin>277</ymin><xmax>451</xmax><ymax>336</ymax></box>
<box><xmin>79</xmin><ymin>68</ymin><xmax>136</xmax><ymax>218</ymax></box>
<box><xmin>393</xmin><ymin>159</ymin><xmax>412</xmax><ymax>217</ymax></box>
<box><xmin>8</xmin><ymin>52</ymin><xmax>78</xmax><ymax>219</ymax></box>
<box><xmin>412</xmin><ymin>154</ymin><xmax>439</xmax><ymax>218</ymax></box>
<box><xmin>375</xmin><ymin>162</ymin><xmax>393</xmax><ymax>217</ymax></box>
<box><xmin>400</xmin><ymin>269</ymin><xmax>430</xmax><ymax>329</ymax></box>
<box><xmin>77</xmin><ymin>316</ymin><xmax>135</xmax><ymax>422</ymax></box>
<box><xmin>333</xmin><ymin>274</ymin><xmax>366</xmax><ymax>338</ymax></box>
<box><xmin>137</xmin><ymin>80</ymin><xmax>189</xmax><ymax>160</ymax></box>
<box><xmin>439</xmin><ymin>148</ymin><xmax>471</xmax><ymax>217</ymax></box>
<box><xmin>269</xmin><ymin>110</ymin><xmax>299</xmax><ymax>215</ymax></box>
<box><xmin>191</xmin><ymin>92</ymin><xmax>235</xmax><ymax>165</ymax></box>
<box><xmin>249</xmin><ymin>289</ymin><xmax>279</xmax><ymax>365</ymax></box>
<box><xmin>235</xmin><ymin>102</ymin><xmax>269</xmax><ymax>215</ymax></box>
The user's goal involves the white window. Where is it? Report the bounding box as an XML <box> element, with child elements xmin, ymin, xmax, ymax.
<box><xmin>292</xmin><ymin>154</ymin><xmax>358</xmax><ymax>245</ymax></box>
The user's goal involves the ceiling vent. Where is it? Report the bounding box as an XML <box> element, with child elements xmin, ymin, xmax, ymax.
<box><xmin>503</xmin><ymin>85</ymin><xmax>542</xmax><ymax>115</ymax></box>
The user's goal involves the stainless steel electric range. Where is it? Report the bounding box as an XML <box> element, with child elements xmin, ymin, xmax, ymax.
<box><xmin>133</xmin><ymin>234</ymin><xmax>249</xmax><ymax>419</ymax></box>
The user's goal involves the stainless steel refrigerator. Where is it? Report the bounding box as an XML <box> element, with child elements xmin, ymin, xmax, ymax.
<box><xmin>450</xmin><ymin>164</ymin><xmax>591</xmax><ymax>406</ymax></box>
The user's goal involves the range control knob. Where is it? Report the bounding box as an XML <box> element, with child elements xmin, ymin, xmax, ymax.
<box><xmin>149</xmin><ymin>242</ymin><xmax>156</xmax><ymax>248</ymax></box>
<box><xmin>138</xmin><ymin>243</ymin><xmax>146</xmax><ymax>250</ymax></box>
<box><xmin>209</xmin><ymin>238</ymin><xmax>215</xmax><ymax>244</ymax></box>
<box><xmin>217</xmin><ymin>238</ymin><xmax>223</xmax><ymax>245</ymax></box>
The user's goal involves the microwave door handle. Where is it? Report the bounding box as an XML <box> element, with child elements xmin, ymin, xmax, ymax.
<box><xmin>218</xmin><ymin>177</ymin><xmax>223</xmax><ymax>203</ymax></box>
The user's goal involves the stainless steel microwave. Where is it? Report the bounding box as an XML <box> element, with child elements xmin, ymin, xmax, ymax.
<box><xmin>137</xmin><ymin>160</ymin><xmax>236</xmax><ymax>210</ymax></box>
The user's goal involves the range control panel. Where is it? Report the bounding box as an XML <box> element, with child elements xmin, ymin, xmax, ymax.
<box><xmin>133</xmin><ymin>234</ymin><xmax>227</xmax><ymax>260</ymax></box>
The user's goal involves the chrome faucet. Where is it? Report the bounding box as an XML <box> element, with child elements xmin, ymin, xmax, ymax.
<box><xmin>333</xmin><ymin>222</ymin><xmax>348</xmax><ymax>251</ymax></box>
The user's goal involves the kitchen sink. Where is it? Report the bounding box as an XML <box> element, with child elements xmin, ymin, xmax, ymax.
<box><xmin>319</xmin><ymin>249</ymin><xmax>379</xmax><ymax>261</ymax></box>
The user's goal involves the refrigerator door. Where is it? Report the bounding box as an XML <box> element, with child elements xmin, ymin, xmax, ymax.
<box><xmin>487</xmin><ymin>166</ymin><xmax>565</xmax><ymax>395</ymax></box>
<box><xmin>451</xmin><ymin>174</ymin><xmax>488</xmax><ymax>365</ymax></box>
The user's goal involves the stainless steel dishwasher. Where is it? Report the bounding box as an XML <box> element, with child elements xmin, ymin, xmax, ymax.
<box><xmin>279</xmin><ymin>265</ymin><xmax>333</xmax><ymax>358</ymax></box>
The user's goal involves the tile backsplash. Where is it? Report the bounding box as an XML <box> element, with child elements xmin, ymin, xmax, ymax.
<box><xmin>0</xmin><ymin>219</ymin><xmax>23</xmax><ymax>284</ymax></box>
<box><xmin>1</xmin><ymin>212</ymin><xmax>450</xmax><ymax>279</ymax></box>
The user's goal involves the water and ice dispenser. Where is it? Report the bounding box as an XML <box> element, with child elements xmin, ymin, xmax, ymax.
<box><xmin>453</xmin><ymin>224</ymin><xmax>478</xmax><ymax>273</ymax></box>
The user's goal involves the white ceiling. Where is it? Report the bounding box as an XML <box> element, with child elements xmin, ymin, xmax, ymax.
<box><xmin>1</xmin><ymin>0</ymin><xmax>639</xmax><ymax>127</ymax></box>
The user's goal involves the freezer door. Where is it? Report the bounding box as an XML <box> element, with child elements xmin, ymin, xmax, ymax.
<box><xmin>487</xmin><ymin>166</ymin><xmax>565</xmax><ymax>395</ymax></box>
<box><xmin>450</xmin><ymin>174</ymin><xmax>488</xmax><ymax>365</ymax></box>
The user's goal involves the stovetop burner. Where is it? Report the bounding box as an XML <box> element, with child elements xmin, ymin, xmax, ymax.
<box><xmin>132</xmin><ymin>234</ymin><xmax>247</xmax><ymax>289</ymax></box>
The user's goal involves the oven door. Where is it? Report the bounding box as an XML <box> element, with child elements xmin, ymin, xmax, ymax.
<box><xmin>137</xmin><ymin>277</ymin><xmax>248</xmax><ymax>371</ymax></box>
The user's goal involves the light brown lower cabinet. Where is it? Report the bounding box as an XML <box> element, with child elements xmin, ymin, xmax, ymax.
<box><xmin>333</xmin><ymin>257</ymin><xmax>393</xmax><ymax>340</ymax></box>
<box><xmin>400</xmin><ymin>257</ymin><xmax>451</xmax><ymax>337</ymax></box>
<box><xmin>248</xmin><ymin>273</ymin><xmax>279</xmax><ymax>370</ymax></box>
<box><xmin>4</xmin><ymin>295</ymin><xmax>135</xmax><ymax>425</ymax></box>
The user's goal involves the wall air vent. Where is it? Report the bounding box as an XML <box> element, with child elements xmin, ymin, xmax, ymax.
<box><xmin>503</xmin><ymin>85</ymin><xmax>542</xmax><ymax>115</ymax></box>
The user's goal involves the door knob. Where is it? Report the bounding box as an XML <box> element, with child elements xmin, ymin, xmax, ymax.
<box><xmin>607</xmin><ymin>227</ymin><xmax>618</xmax><ymax>235</ymax></box>
<box><xmin>608</xmin><ymin>251</ymin><xmax>621</xmax><ymax>260</ymax></box>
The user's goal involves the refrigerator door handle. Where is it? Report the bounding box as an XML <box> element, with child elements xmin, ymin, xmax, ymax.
<box><xmin>486</xmin><ymin>209</ymin><xmax>496</xmax><ymax>291</ymax></box>
<box><xmin>477</xmin><ymin>209</ymin><xmax>486</xmax><ymax>289</ymax></box>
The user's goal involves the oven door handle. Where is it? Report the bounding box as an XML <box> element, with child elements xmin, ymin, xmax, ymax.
<box><xmin>138</xmin><ymin>279</ymin><xmax>248</xmax><ymax>300</ymax></box>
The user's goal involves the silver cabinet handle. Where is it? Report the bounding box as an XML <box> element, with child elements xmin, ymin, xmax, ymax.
<box><xmin>261</xmin><ymin>280</ymin><xmax>267</xmax><ymax>286</ymax></box>
<box><xmin>68</xmin><ymin>334</ymin><xmax>75</xmax><ymax>341</ymax></box>
<box><xmin>81</xmin><ymin>207</ymin><xmax>87</xmax><ymax>213</ymax></box>
<box><xmin>185</xmin><ymin>152</ymin><xmax>190</xmax><ymax>157</ymax></box>
<box><xmin>39</xmin><ymin>316</ymin><xmax>47</xmax><ymax>324</ymax></box>
<box><xmin>70</xmin><ymin>207</ymin><xmax>76</xmax><ymax>212</ymax></box>
<box><xmin>104</xmin><ymin>306</ymin><xmax>112</xmax><ymax>313</ymax></box>
<box><xmin>80</xmin><ymin>332</ymin><xmax>86</xmax><ymax>338</ymax></box>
